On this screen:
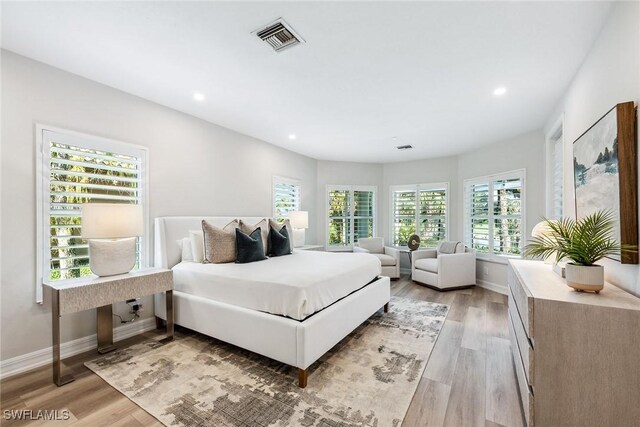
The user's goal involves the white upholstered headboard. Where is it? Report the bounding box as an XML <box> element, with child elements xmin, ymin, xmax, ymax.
<box><xmin>154</xmin><ymin>216</ymin><xmax>267</xmax><ymax>269</ymax></box>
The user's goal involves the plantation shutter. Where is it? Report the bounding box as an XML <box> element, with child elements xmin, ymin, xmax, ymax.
<box><xmin>273</xmin><ymin>178</ymin><xmax>301</xmax><ymax>221</ymax></box>
<box><xmin>391</xmin><ymin>184</ymin><xmax>448</xmax><ymax>247</ymax></box>
<box><xmin>551</xmin><ymin>138</ymin><xmax>563</xmax><ymax>219</ymax></box>
<box><xmin>466</xmin><ymin>182</ymin><xmax>490</xmax><ymax>253</ymax></box>
<box><xmin>328</xmin><ymin>188</ymin><xmax>351</xmax><ymax>247</ymax></box>
<box><xmin>353</xmin><ymin>190</ymin><xmax>375</xmax><ymax>243</ymax></box>
<box><xmin>41</xmin><ymin>129</ymin><xmax>146</xmax><ymax>288</ymax></box>
<box><xmin>492</xmin><ymin>178</ymin><xmax>522</xmax><ymax>255</ymax></box>
<box><xmin>418</xmin><ymin>188</ymin><xmax>447</xmax><ymax>246</ymax></box>
<box><xmin>464</xmin><ymin>171</ymin><xmax>524</xmax><ymax>256</ymax></box>
<box><xmin>391</xmin><ymin>190</ymin><xmax>417</xmax><ymax>246</ymax></box>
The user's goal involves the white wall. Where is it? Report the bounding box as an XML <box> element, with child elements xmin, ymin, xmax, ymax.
<box><xmin>0</xmin><ymin>50</ymin><xmax>318</xmax><ymax>361</ymax></box>
<box><xmin>316</xmin><ymin>161</ymin><xmax>383</xmax><ymax>247</ymax></box>
<box><xmin>544</xmin><ymin>1</ymin><xmax>640</xmax><ymax>296</ymax></box>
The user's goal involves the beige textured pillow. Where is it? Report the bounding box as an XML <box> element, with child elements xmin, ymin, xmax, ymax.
<box><xmin>269</xmin><ymin>218</ymin><xmax>294</xmax><ymax>252</ymax></box>
<box><xmin>240</xmin><ymin>219</ymin><xmax>269</xmax><ymax>255</ymax></box>
<box><xmin>202</xmin><ymin>219</ymin><xmax>239</xmax><ymax>263</ymax></box>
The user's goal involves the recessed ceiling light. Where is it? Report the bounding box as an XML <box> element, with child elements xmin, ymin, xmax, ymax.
<box><xmin>288</xmin><ymin>134</ymin><xmax>297</xmax><ymax>140</ymax></box>
<box><xmin>193</xmin><ymin>92</ymin><xmax>205</xmax><ymax>102</ymax></box>
<box><xmin>493</xmin><ymin>87</ymin><xmax>507</xmax><ymax>96</ymax></box>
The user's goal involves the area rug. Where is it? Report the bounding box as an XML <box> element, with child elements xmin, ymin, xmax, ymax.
<box><xmin>86</xmin><ymin>296</ymin><xmax>448</xmax><ymax>427</ymax></box>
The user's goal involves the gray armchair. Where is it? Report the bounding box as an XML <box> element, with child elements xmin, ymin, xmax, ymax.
<box><xmin>354</xmin><ymin>237</ymin><xmax>400</xmax><ymax>279</ymax></box>
<box><xmin>412</xmin><ymin>241</ymin><xmax>476</xmax><ymax>290</ymax></box>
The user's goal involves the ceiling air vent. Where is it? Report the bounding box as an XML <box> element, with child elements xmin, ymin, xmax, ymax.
<box><xmin>253</xmin><ymin>18</ymin><xmax>305</xmax><ymax>53</ymax></box>
<box><xmin>396</xmin><ymin>145</ymin><xmax>413</xmax><ymax>150</ymax></box>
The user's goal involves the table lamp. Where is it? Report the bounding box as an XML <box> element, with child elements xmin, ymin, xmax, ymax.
<box><xmin>81</xmin><ymin>203</ymin><xmax>143</xmax><ymax>276</ymax></box>
<box><xmin>288</xmin><ymin>211</ymin><xmax>308</xmax><ymax>248</ymax></box>
<box><xmin>531</xmin><ymin>220</ymin><xmax>556</xmax><ymax>265</ymax></box>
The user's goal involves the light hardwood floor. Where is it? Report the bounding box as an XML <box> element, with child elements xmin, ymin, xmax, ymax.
<box><xmin>1</xmin><ymin>276</ymin><xmax>524</xmax><ymax>427</ymax></box>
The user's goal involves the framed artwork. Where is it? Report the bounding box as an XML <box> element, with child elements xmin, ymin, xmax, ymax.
<box><xmin>573</xmin><ymin>101</ymin><xmax>638</xmax><ymax>264</ymax></box>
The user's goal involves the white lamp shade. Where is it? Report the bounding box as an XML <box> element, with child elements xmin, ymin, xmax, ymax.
<box><xmin>531</xmin><ymin>220</ymin><xmax>555</xmax><ymax>237</ymax></box>
<box><xmin>81</xmin><ymin>203</ymin><xmax>143</xmax><ymax>239</ymax></box>
<box><xmin>288</xmin><ymin>211</ymin><xmax>309</xmax><ymax>229</ymax></box>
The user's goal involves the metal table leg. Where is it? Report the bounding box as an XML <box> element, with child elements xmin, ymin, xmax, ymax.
<box><xmin>161</xmin><ymin>290</ymin><xmax>174</xmax><ymax>343</ymax></box>
<box><xmin>97</xmin><ymin>304</ymin><xmax>116</xmax><ymax>354</ymax></box>
<box><xmin>52</xmin><ymin>289</ymin><xmax>74</xmax><ymax>386</ymax></box>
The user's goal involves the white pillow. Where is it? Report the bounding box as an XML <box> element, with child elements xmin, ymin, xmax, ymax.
<box><xmin>189</xmin><ymin>230</ymin><xmax>205</xmax><ymax>263</ymax></box>
<box><xmin>177</xmin><ymin>237</ymin><xmax>194</xmax><ymax>262</ymax></box>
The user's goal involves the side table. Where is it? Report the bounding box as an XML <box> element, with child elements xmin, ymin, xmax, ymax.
<box><xmin>44</xmin><ymin>268</ymin><xmax>173</xmax><ymax>386</ymax></box>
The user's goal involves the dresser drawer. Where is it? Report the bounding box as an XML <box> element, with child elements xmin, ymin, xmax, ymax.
<box><xmin>508</xmin><ymin>266</ymin><xmax>533</xmax><ymax>339</ymax></box>
<box><xmin>509</xmin><ymin>314</ymin><xmax>534</xmax><ymax>426</ymax></box>
<box><xmin>508</xmin><ymin>294</ymin><xmax>534</xmax><ymax>386</ymax></box>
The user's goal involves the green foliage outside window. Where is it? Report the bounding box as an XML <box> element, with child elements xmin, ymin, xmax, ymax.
<box><xmin>329</xmin><ymin>189</ymin><xmax>374</xmax><ymax>246</ymax></box>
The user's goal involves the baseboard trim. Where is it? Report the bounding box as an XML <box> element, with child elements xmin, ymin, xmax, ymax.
<box><xmin>476</xmin><ymin>279</ymin><xmax>508</xmax><ymax>295</ymax></box>
<box><xmin>0</xmin><ymin>317</ymin><xmax>157</xmax><ymax>380</ymax></box>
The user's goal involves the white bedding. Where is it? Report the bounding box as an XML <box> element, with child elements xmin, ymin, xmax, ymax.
<box><xmin>172</xmin><ymin>251</ymin><xmax>381</xmax><ymax>320</ymax></box>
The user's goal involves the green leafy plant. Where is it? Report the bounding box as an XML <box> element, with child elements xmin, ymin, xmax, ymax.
<box><xmin>524</xmin><ymin>210</ymin><xmax>635</xmax><ymax>266</ymax></box>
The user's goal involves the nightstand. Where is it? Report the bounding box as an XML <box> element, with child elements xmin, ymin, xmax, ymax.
<box><xmin>295</xmin><ymin>245</ymin><xmax>324</xmax><ymax>251</ymax></box>
<box><xmin>44</xmin><ymin>268</ymin><xmax>173</xmax><ymax>386</ymax></box>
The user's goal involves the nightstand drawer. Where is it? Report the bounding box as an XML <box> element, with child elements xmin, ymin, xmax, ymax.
<box><xmin>508</xmin><ymin>267</ymin><xmax>533</xmax><ymax>339</ymax></box>
<box><xmin>508</xmin><ymin>295</ymin><xmax>534</xmax><ymax>386</ymax></box>
<box><xmin>509</xmin><ymin>314</ymin><xmax>534</xmax><ymax>426</ymax></box>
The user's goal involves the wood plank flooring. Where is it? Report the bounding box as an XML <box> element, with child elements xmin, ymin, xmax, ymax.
<box><xmin>1</xmin><ymin>276</ymin><xmax>524</xmax><ymax>426</ymax></box>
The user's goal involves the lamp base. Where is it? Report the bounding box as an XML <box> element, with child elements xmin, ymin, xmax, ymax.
<box><xmin>292</xmin><ymin>228</ymin><xmax>306</xmax><ymax>248</ymax></box>
<box><xmin>88</xmin><ymin>237</ymin><xmax>137</xmax><ymax>276</ymax></box>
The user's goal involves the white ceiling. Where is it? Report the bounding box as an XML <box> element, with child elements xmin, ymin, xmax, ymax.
<box><xmin>2</xmin><ymin>1</ymin><xmax>613</xmax><ymax>162</ymax></box>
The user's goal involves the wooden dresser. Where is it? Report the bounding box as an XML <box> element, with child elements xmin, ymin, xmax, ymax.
<box><xmin>507</xmin><ymin>260</ymin><xmax>640</xmax><ymax>426</ymax></box>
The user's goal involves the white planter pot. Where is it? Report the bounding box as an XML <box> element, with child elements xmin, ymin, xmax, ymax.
<box><xmin>565</xmin><ymin>264</ymin><xmax>604</xmax><ymax>293</ymax></box>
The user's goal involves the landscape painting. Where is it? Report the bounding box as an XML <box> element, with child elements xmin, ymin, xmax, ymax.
<box><xmin>573</xmin><ymin>101</ymin><xmax>640</xmax><ymax>264</ymax></box>
<box><xmin>573</xmin><ymin>106</ymin><xmax>621</xmax><ymax>260</ymax></box>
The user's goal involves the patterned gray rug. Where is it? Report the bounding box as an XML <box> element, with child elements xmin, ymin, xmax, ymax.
<box><xmin>86</xmin><ymin>296</ymin><xmax>448</xmax><ymax>427</ymax></box>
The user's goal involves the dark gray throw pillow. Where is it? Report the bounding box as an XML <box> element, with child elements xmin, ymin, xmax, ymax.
<box><xmin>235</xmin><ymin>228</ymin><xmax>267</xmax><ymax>264</ymax></box>
<box><xmin>268</xmin><ymin>225</ymin><xmax>292</xmax><ymax>257</ymax></box>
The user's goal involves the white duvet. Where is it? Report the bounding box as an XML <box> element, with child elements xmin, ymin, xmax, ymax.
<box><xmin>172</xmin><ymin>250</ymin><xmax>381</xmax><ymax>320</ymax></box>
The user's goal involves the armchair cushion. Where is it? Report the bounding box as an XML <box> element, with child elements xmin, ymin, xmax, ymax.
<box><xmin>353</xmin><ymin>246</ymin><xmax>370</xmax><ymax>254</ymax></box>
<box><xmin>373</xmin><ymin>253</ymin><xmax>397</xmax><ymax>266</ymax></box>
<box><xmin>437</xmin><ymin>241</ymin><xmax>465</xmax><ymax>255</ymax></box>
<box><xmin>357</xmin><ymin>237</ymin><xmax>384</xmax><ymax>254</ymax></box>
<box><xmin>414</xmin><ymin>258</ymin><xmax>438</xmax><ymax>273</ymax></box>
<box><xmin>412</xmin><ymin>248</ymin><xmax>437</xmax><ymax>261</ymax></box>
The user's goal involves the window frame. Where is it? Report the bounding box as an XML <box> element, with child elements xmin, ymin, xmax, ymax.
<box><xmin>325</xmin><ymin>184</ymin><xmax>377</xmax><ymax>251</ymax></box>
<box><xmin>389</xmin><ymin>182</ymin><xmax>449</xmax><ymax>248</ymax></box>
<box><xmin>36</xmin><ymin>124</ymin><xmax>149</xmax><ymax>303</ymax></box>
<box><xmin>272</xmin><ymin>175</ymin><xmax>302</xmax><ymax>221</ymax></box>
<box><xmin>545</xmin><ymin>115</ymin><xmax>564</xmax><ymax>219</ymax></box>
<box><xmin>464</xmin><ymin>169</ymin><xmax>526</xmax><ymax>262</ymax></box>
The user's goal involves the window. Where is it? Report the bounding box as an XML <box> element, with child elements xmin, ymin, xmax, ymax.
<box><xmin>36</xmin><ymin>126</ymin><xmax>148</xmax><ymax>302</ymax></box>
<box><xmin>327</xmin><ymin>185</ymin><xmax>376</xmax><ymax>249</ymax></box>
<box><xmin>464</xmin><ymin>170</ymin><xmax>525</xmax><ymax>257</ymax></box>
<box><xmin>390</xmin><ymin>183</ymin><xmax>448</xmax><ymax>247</ymax></box>
<box><xmin>547</xmin><ymin>123</ymin><xmax>563</xmax><ymax>219</ymax></box>
<box><xmin>273</xmin><ymin>177</ymin><xmax>301</xmax><ymax>221</ymax></box>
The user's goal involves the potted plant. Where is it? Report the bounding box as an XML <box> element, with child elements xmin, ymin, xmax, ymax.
<box><xmin>524</xmin><ymin>210</ymin><xmax>635</xmax><ymax>293</ymax></box>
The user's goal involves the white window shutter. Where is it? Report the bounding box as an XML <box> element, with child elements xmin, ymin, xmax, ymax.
<box><xmin>273</xmin><ymin>178</ymin><xmax>301</xmax><ymax>221</ymax></box>
<box><xmin>40</xmin><ymin>129</ymin><xmax>147</xmax><ymax>291</ymax></box>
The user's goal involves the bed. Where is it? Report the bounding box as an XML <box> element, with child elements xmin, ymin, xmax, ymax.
<box><xmin>153</xmin><ymin>216</ymin><xmax>391</xmax><ymax>387</ymax></box>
